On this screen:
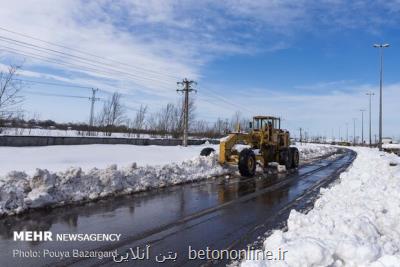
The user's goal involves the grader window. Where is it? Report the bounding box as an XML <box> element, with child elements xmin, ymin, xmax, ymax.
<box><xmin>253</xmin><ymin>118</ymin><xmax>272</xmax><ymax>130</ymax></box>
<box><xmin>253</xmin><ymin>119</ymin><xmax>261</xmax><ymax>130</ymax></box>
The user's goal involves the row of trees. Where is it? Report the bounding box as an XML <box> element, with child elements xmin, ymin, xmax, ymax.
<box><xmin>0</xmin><ymin>64</ymin><xmax>250</xmax><ymax>139</ymax></box>
<box><xmin>93</xmin><ymin>91</ymin><xmax>250</xmax><ymax>138</ymax></box>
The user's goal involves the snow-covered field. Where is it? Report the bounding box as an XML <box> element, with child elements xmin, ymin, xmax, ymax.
<box><xmin>0</xmin><ymin>143</ymin><xmax>337</xmax><ymax>217</ymax></box>
<box><xmin>241</xmin><ymin>147</ymin><xmax>400</xmax><ymax>267</ymax></box>
<box><xmin>0</xmin><ymin>127</ymin><xmax>170</xmax><ymax>139</ymax></box>
<box><xmin>0</xmin><ymin>144</ymin><xmax>219</xmax><ymax>175</ymax></box>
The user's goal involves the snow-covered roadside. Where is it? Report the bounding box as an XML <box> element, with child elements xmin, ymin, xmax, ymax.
<box><xmin>0</xmin><ymin>153</ymin><xmax>228</xmax><ymax>217</ymax></box>
<box><xmin>0</xmin><ymin>143</ymin><xmax>338</xmax><ymax>217</ymax></box>
<box><xmin>0</xmin><ymin>144</ymin><xmax>219</xmax><ymax>176</ymax></box>
<box><xmin>383</xmin><ymin>143</ymin><xmax>400</xmax><ymax>149</ymax></box>
<box><xmin>241</xmin><ymin>147</ymin><xmax>400</xmax><ymax>267</ymax></box>
<box><xmin>295</xmin><ymin>143</ymin><xmax>338</xmax><ymax>161</ymax></box>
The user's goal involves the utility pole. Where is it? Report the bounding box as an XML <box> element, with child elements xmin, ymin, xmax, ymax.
<box><xmin>373</xmin><ymin>43</ymin><xmax>389</xmax><ymax>151</ymax></box>
<box><xmin>299</xmin><ymin>128</ymin><xmax>303</xmax><ymax>143</ymax></box>
<box><xmin>346</xmin><ymin>123</ymin><xmax>349</xmax><ymax>142</ymax></box>
<box><xmin>360</xmin><ymin>109</ymin><xmax>365</xmax><ymax>145</ymax></box>
<box><xmin>366</xmin><ymin>91</ymin><xmax>375</xmax><ymax>147</ymax></box>
<box><xmin>177</xmin><ymin>78</ymin><xmax>197</xmax><ymax>147</ymax></box>
<box><xmin>89</xmin><ymin>88</ymin><xmax>100</xmax><ymax>135</ymax></box>
<box><xmin>353</xmin><ymin>118</ymin><xmax>357</xmax><ymax>145</ymax></box>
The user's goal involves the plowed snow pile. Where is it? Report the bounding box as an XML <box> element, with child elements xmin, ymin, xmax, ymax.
<box><xmin>0</xmin><ymin>153</ymin><xmax>227</xmax><ymax>217</ymax></box>
<box><xmin>296</xmin><ymin>143</ymin><xmax>338</xmax><ymax>161</ymax></box>
<box><xmin>241</xmin><ymin>147</ymin><xmax>400</xmax><ymax>266</ymax></box>
<box><xmin>0</xmin><ymin>143</ymin><xmax>336</xmax><ymax>217</ymax></box>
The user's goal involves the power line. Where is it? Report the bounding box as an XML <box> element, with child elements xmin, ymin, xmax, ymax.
<box><xmin>0</xmin><ymin>35</ymin><xmax>175</xmax><ymax>86</ymax></box>
<box><xmin>0</xmin><ymin>27</ymin><xmax>178</xmax><ymax>79</ymax></box>
<box><xmin>0</xmin><ymin>45</ymin><xmax>129</xmax><ymax>80</ymax></box>
<box><xmin>16</xmin><ymin>78</ymin><xmax>149</xmax><ymax>107</ymax></box>
<box><xmin>0</xmin><ymin>43</ymin><xmax>173</xmax><ymax>88</ymax></box>
<box><xmin>0</xmin><ymin>28</ymin><xmax>267</xmax><ymax>125</ymax></box>
<box><xmin>15</xmin><ymin>78</ymin><xmax>93</xmax><ymax>89</ymax></box>
<box><xmin>0</xmin><ymin>29</ymin><xmax>253</xmax><ymax>118</ymax></box>
<box><xmin>22</xmin><ymin>90</ymin><xmax>92</xmax><ymax>99</ymax></box>
<box><xmin>200</xmin><ymin>87</ymin><xmax>254</xmax><ymax>114</ymax></box>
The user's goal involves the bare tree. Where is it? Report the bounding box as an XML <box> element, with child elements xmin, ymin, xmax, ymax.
<box><xmin>27</xmin><ymin>112</ymin><xmax>41</xmax><ymax>135</ymax></box>
<box><xmin>132</xmin><ymin>104</ymin><xmax>147</xmax><ymax>137</ymax></box>
<box><xmin>145</xmin><ymin>97</ymin><xmax>196</xmax><ymax>138</ymax></box>
<box><xmin>98</xmin><ymin>92</ymin><xmax>125</xmax><ymax>136</ymax></box>
<box><xmin>213</xmin><ymin>117</ymin><xmax>225</xmax><ymax>136</ymax></box>
<box><xmin>0</xmin><ymin>64</ymin><xmax>24</xmax><ymax>124</ymax></box>
<box><xmin>230</xmin><ymin>111</ymin><xmax>241</xmax><ymax>131</ymax></box>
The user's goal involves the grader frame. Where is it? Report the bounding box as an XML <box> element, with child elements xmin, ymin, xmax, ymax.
<box><xmin>215</xmin><ymin>116</ymin><xmax>299</xmax><ymax>177</ymax></box>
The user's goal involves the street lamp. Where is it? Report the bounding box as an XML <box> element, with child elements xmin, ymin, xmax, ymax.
<box><xmin>360</xmin><ymin>109</ymin><xmax>365</xmax><ymax>145</ymax></box>
<box><xmin>373</xmin><ymin>43</ymin><xmax>389</xmax><ymax>151</ymax></box>
<box><xmin>353</xmin><ymin>118</ymin><xmax>357</xmax><ymax>145</ymax></box>
<box><xmin>366</xmin><ymin>91</ymin><xmax>375</xmax><ymax>147</ymax></box>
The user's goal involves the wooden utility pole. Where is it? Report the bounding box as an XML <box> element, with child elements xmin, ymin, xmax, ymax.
<box><xmin>177</xmin><ymin>79</ymin><xmax>196</xmax><ymax>146</ymax></box>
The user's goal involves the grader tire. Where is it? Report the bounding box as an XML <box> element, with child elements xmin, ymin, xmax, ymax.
<box><xmin>290</xmin><ymin>147</ymin><xmax>300</xmax><ymax>168</ymax></box>
<box><xmin>200</xmin><ymin>147</ymin><xmax>215</xmax><ymax>156</ymax></box>
<box><xmin>238</xmin><ymin>149</ymin><xmax>256</xmax><ymax>177</ymax></box>
<box><xmin>279</xmin><ymin>148</ymin><xmax>292</xmax><ymax>170</ymax></box>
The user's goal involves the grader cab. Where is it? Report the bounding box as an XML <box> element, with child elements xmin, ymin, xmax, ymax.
<box><xmin>201</xmin><ymin>116</ymin><xmax>299</xmax><ymax>177</ymax></box>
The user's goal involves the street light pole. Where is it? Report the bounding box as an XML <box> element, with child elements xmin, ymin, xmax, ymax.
<box><xmin>346</xmin><ymin>122</ymin><xmax>349</xmax><ymax>142</ymax></box>
<box><xmin>366</xmin><ymin>91</ymin><xmax>375</xmax><ymax>147</ymax></box>
<box><xmin>360</xmin><ymin>109</ymin><xmax>365</xmax><ymax>145</ymax></box>
<box><xmin>353</xmin><ymin>118</ymin><xmax>357</xmax><ymax>145</ymax></box>
<box><xmin>373</xmin><ymin>43</ymin><xmax>389</xmax><ymax>151</ymax></box>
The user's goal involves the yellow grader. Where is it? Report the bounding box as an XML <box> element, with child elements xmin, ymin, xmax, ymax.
<box><xmin>201</xmin><ymin>116</ymin><xmax>299</xmax><ymax>177</ymax></box>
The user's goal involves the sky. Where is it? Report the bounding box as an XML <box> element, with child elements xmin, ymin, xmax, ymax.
<box><xmin>0</xmin><ymin>0</ymin><xmax>399</xmax><ymax>140</ymax></box>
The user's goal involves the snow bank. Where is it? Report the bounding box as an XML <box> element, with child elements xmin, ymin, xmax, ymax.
<box><xmin>383</xmin><ymin>143</ymin><xmax>400</xmax><ymax>149</ymax></box>
<box><xmin>0</xmin><ymin>153</ymin><xmax>228</xmax><ymax>217</ymax></box>
<box><xmin>0</xmin><ymin>143</ymin><xmax>338</xmax><ymax>217</ymax></box>
<box><xmin>295</xmin><ymin>143</ymin><xmax>338</xmax><ymax>161</ymax></box>
<box><xmin>0</xmin><ymin>144</ymin><xmax>219</xmax><ymax>176</ymax></box>
<box><xmin>241</xmin><ymin>147</ymin><xmax>400</xmax><ymax>267</ymax></box>
<box><xmin>0</xmin><ymin>127</ymin><xmax>171</xmax><ymax>139</ymax></box>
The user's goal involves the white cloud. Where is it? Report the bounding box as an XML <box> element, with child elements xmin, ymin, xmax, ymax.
<box><xmin>196</xmin><ymin>81</ymin><xmax>400</xmax><ymax>137</ymax></box>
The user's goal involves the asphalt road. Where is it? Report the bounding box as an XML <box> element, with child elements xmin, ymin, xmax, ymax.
<box><xmin>0</xmin><ymin>149</ymin><xmax>356</xmax><ymax>267</ymax></box>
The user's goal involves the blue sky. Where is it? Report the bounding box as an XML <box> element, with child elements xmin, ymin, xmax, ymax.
<box><xmin>0</xmin><ymin>0</ymin><xmax>399</xmax><ymax>139</ymax></box>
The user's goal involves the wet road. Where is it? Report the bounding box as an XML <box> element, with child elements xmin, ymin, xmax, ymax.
<box><xmin>0</xmin><ymin>149</ymin><xmax>356</xmax><ymax>267</ymax></box>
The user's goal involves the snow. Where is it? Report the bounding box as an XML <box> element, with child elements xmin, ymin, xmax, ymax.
<box><xmin>0</xmin><ymin>127</ymin><xmax>214</xmax><ymax>140</ymax></box>
<box><xmin>241</xmin><ymin>146</ymin><xmax>400</xmax><ymax>267</ymax></box>
<box><xmin>295</xmin><ymin>143</ymin><xmax>338</xmax><ymax>161</ymax></box>
<box><xmin>0</xmin><ymin>127</ymin><xmax>170</xmax><ymax>139</ymax></box>
<box><xmin>0</xmin><ymin>144</ymin><xmax>219</xmax><ymax>176</ymax></box>
<box><xmin>0</xmin><ymin>151</ymin><xmax>228</xmax><ymax>217</ymax></box>
<box><xmin>0</xmin><ymin>142</ymin><xmax>337</xmax><ymax>217</ymax></box>
<box><xmin>383</xmin><ymin>143</ymin><xmax>400</xmax><ymax>149</ymax></box>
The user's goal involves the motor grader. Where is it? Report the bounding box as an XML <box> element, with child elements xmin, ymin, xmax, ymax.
<box><xmin>201</xmin><ymin>116</ymin><xmax>299</xmax><ymax>177</ymax></box>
